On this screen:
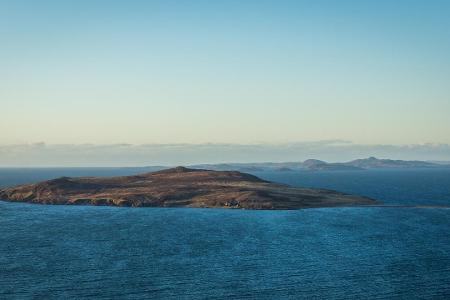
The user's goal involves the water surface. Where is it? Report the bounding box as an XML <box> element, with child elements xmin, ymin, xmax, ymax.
<box><xmin>1</xmin><ymin>168</ymin><xmax>450</xmax><ymax>299</ymax></box>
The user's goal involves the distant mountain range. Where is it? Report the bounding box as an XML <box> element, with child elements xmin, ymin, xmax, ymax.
<box><xmin>190</xmin><ymin>157</ymin><xmax>449</xmax><ymax>172</ymax></box>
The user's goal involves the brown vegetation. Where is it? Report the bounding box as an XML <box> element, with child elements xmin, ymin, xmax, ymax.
<box><xmin>0</xmin><ymin>167</ymin><xmax>376</xmax><ymax>209</ymax></box>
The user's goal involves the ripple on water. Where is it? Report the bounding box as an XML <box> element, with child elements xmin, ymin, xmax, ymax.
<box><xmin>1</xmin><ymin>202</ymin><xmax>450</xmax><ymax>299</ymax></box>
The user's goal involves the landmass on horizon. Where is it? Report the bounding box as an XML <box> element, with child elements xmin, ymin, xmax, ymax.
<box><xmin>0</xmin><ymin>167</ymin><xmax>376</xmax><ymax>210</ymax></box>
<box><xmin>187</xmin><ymin>157</ymin><xmax>449</xmax><ymax>172</ymax></box>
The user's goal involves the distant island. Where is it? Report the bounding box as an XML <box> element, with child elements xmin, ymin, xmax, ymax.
<box><xmin>191</xmin><ymin>157</ymin><xmax>446</xmax><ymax>172</ymax></box>
<box><xmin>0</xmin><ymin>167</ymin><xmax>376</xmax><ymax>210</ymax></box>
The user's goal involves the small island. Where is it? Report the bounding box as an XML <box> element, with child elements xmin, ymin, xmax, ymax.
<box><xmin>0</xmin><ymin>167</ymin><xmax>376</xmax><ymax>209</ymax></box>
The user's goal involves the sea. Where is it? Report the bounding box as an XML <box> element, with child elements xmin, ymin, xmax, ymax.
<box><xmin>1</xmin><ymin>168</ymin><xmax>450</xmax><ymax>299</ymax></box>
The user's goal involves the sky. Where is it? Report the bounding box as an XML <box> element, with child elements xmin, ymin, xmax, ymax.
<box><xmin>1</xmin><ymin>0</ymin><xmax>450</xmax><ymax>165</ymax></box>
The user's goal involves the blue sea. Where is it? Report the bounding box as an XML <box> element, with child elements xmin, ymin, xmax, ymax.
<box><xmin>1</xmin><ymin>168</ymin><xmax>450</xmax><ymax>299</ymax></box>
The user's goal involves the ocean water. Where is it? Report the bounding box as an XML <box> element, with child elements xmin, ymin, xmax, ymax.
<box><xmin>252</xmin><ymin>168</ymin><xmax>450</xmax><ymax>206</ymax></box>
<box><xmin>1</xmin><ymin>168</ymin><xmax>450</xmax><ymax>299</ymax></box>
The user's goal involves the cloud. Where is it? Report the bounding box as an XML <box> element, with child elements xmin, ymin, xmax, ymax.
<box><xmin>0</xmin><ymin>142</ymin><xmax>449</xmax><ymax>167</ymax></box>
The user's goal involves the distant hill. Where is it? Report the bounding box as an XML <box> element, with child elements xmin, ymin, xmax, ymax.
<box><xmin>302</xmin><ymin>159</ymin><xmax>364</xmax><ymax>171</ymax></box>
<box><xmin>190</xmin><ymin>157</ymin><xmax>445</xmax><ymax>172</ymax></box>
<box><xmin>346</xmin><ymin>157</ymin><xmax>437</xmax><ymax>169</ymax></box>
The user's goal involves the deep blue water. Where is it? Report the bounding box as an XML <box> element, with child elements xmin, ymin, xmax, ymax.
<box><xmin>253</xmin><ymin>168</ymin><xmax>450</xmax><ymax>206</ymax></box>
<box><xmin>1</xmin><ymin>168</ymin><xmax>450</xmax><ymax>299</ymax></box>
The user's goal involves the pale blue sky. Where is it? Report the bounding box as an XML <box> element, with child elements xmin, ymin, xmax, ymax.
<box><xmin>1</xmin><ymin>0</ymin><xmax>450</xmax><ymax>146</ymax></box>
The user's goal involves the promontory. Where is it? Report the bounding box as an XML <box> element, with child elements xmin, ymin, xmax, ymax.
<box><xmin>0</xmin><ymin>167</ymin><xmax>376</xmax><ymax>209</ymax></box>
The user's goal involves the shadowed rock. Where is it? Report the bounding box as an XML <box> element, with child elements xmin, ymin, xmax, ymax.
<box><xmin>0</xmin><ymin>167</ymin><xmax>377</xmax><ymax>209</ymax></box>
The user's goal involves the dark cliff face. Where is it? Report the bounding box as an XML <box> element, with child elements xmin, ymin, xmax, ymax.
<box><xmin>0</xmin><ymin>167</ymin><xmax>376</xmax><ymax>210</ymax></box>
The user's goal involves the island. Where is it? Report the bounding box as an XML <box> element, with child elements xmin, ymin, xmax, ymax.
<box><xmin>301</xmin><ymin>159</ymin><xmax>364</xmax><ymax>171</ymax></box>
<box><xmin>190</xmin><ymin>157</ymin><xmax>446</xmax><ymax>172</ymax></box>
<box><xmin>0</xmin><ymin>167</ymin><xmax>376</xmax><ymax>209</ymax></box>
